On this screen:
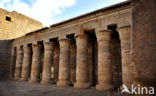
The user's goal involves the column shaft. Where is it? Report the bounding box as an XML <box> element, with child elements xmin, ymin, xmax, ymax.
<box><xmin>118</xmin><ymin>26</ymin><xmax>133</xmax><ymax>89</ymax></box>
<box><xmin>74</xmin><ymin>34</ymin><xmax>90</xmax><ymax>89</ymax></box>
<box><xmin>96</xmin><ymin>29</ymin><xmax>114</xmax><ymax>91</ymax></box>
<box><xmin>14</xmin><ymin>47</ymin><xmax>23</xmax><ymax>80</ymax></box>
<box><xmin>29</xmin><ymin>44</ymin><xmax>41</xmax><ymax>83</ymax></box>
<box><xmin>57</xmin><ymin>39</ymin><xmax>71</xmax><ymax>87</ymax></box>
<box><xmin>20</xmin><ymin>46</ymin><xmax>31</xmax><ymax>81</ymax></box>
<box><xmin>41</xmin><ymin>42</ymin><xmax>55</xmax><ymax>85</ymax></box>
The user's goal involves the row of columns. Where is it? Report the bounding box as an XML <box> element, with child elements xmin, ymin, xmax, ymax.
<box><xmin>12</xmin><ymin>25</ymin><xmax>132</xmax><ymax>91</ymax></box>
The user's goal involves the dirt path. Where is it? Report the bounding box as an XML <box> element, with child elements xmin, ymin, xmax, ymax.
<box><xmin>0</xmin><ymin>81</ymin><xmax>119</xmax><ymax>96</ymax></box>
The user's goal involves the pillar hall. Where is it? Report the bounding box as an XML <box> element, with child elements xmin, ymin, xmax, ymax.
<box><xmin>11</xmin><ymin>19</ymin><xmax>132</xmax><ymax>92</ymax></box>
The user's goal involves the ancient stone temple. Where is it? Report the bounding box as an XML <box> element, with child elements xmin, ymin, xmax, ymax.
<box><xmin>10</xmin><ymin>1</ymin><xmax>132</xmax><ymax>91</ymax></box>
<box><xmin>0</xmin><ymin>0</ymin><xmax>156</xmax><ymax>95</ymax></box>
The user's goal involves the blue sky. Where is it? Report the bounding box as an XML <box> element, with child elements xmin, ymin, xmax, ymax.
<box><xmin>0</xmin><ymin>0</ymin><xmax>127</xmax><ymax>26</ymax></box>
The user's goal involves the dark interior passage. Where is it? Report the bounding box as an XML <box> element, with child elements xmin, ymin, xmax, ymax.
<box><xmin>85</xmin><ymin>30</ymin><xmax>98</xmax><ymax>86</ymax></box>
<box><xmin>108</xmin><ymin>25</ymin><xmax>122</xmax><ymax>89</ymax></box>
<box><xmin>67</xmin><ymin>34</ymin><xmax>76</xmax><ymax>84</ymax></box>
<box><xmin>10</xmin><ymin>47</ymin><xmax>17</xmax><ymax>79</ymax></box>
<box><xmin>27</xmin><ymin>44</ymin><xmax>33</xmax><ymax>79</ymax></box>
<box><xmin>38</xmin><ymin>41</ymin><xmax>44</xmax><ymax>81</ymax></box>
<box><xmin>51</xmin><ymin>38</ymin><xmax>60</xmax><ymax>83</ymax></box>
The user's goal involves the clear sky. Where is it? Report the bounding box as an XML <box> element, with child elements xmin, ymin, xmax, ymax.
<box><xmin>0</xmin><ymin>0</ymin><xmax>127</xmax><ymax>26</ymax></box>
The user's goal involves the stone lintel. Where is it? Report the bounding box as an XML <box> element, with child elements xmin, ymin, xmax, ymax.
<box><xmin>117</xmin><ymin>24</ymin><xmax>131</xmax><ymax>29</ymax></box>
<box><xmin>44</xmin><ymin>39</ymin><xmax>50</xmax><ymax>43</ymax></box>
<box><xmin>58</xmin><ymin>38</ymin><xmax>71</xmax><ymax>41</ymax></box>
<box><xmin>32</xmin><ymin>42</ymin><xmax>38</xmax><ymax>45</ymax></box>
<box><xmin>95</xmin><ymin>27</ymin><xmax>111</xmax><ymax>33</ymax></box>
<box><xmin>23</xmin><ymin>44</ymin><xmax>29</xmax><ymax>47</ymax></box>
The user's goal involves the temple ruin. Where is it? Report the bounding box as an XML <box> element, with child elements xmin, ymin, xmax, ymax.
<box><xmin>0</xmin><ymin>0</ymin><xmax>156</xmax><ymax>95</ymax></box>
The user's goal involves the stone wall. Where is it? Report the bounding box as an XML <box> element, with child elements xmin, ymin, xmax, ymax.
<box><xmin>0</xmin><ymin>8</ymin><xmax>43</xmax><ymax>39</ymax></box>
<box><xmin>0</xmin><ymin>40</ymin><xmax>12</xmax><ymax>80</ymax></box>
<box><xmin>0</xmin><ymin>8</ymin><xmax>43</xmax><ymax>80</ymax></box>
<box><xmin>132</xmin><ymin>0</ymin><xmax>156</xmax><ymax>87</ymax></box>
<box><xmin>12</xmin><ymin>1</ymin><xmax>131</xmax><ymax>46</ymax></box>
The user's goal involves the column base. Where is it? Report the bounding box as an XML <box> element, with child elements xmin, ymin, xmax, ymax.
<box><xmin>52</xmin><ymin>80</ymin><xmax>57</xmax><ymax>84</ymax></box>
<box><xmin>74</xmin><ymin>82</ymin><xmax>90</xmax><ymax>89</ymax></box>
<box><xmin>96</xmin><ymin>84</ymin><xmax>114</xmax><ymax>91</ymax></box>
<box><xmin>29</xmin><ymin>79</ymin><xmax>40</xmax><ymax>83</ymax></box>
<box><xmin>57</xmin><ymin>80</ymin><xmax>72</xmax><ymax>87</ymax></box>
<box><xmin>13</xmin><ymin>77</ymin><xmax>20</xmax><ymax>81</ymax></box>
<box><xmin>19</xmin><ymin>78</ymin><xmax>28</xmax><ymax>81</ymax></box>
<box><xmin>40</xmin><ymin>80</ymin><xmax>52</xmax><ymax>85</ymax></box>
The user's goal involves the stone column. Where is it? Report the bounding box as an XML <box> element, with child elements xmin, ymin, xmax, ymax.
<box><xmin>117</xmin><ymin>25</ymin><xmax>133</xmax><ymax>89</ymax></box>
<box><xmin>57</xmin><ymin>38</ymin><xmax>71</xmax><ymax>87</ymax></box>
<box><xmin>41</xmin><ymin>42</ymin><xmax>55</xmax><ymax>85</ymax></box>
<box><xmin>74</xmin><ymin>34</ymin><xmax>90</xmax><ymax>89</ymax></box>
<box><xmin>96</xmin><ymin>29</ymin><xmax>114</xmax><ymax>91</ymax></box>
<box><xmin>14</xmin><ymin>46</ymin><xmax>23</xmax><ymax>80</ymax></box>
<box><xmin>20</xmin><ymin>46</ymin><xmax>32</xmax><ymax>81</ymax></box>
<box><xmin>29</xmin><ymin>44</ymin><xmax>41</xmax><ymax>83</ymax></box>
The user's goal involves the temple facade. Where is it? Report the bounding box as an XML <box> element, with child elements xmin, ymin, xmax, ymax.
<box><xmin>10</xmin><ymin>1</ymin><xmax>133</xmax><ymax>91</ymax></box>
<box><xmin>7</xmin><ymin>0</ymin><xmax>156</xmax><ymax>94</ymax></box>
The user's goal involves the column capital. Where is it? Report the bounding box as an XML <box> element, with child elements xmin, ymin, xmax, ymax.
<box><xmin>16</xmin><ymin>46</ymin><xmax>23</xmax><ymax>55</ymax></box>
<box><xmin>75</xmin><ymin>34</ymin><xmax>88</xmax><ymax>47</ymax></box>
<box><xmin>32</xmin><ymin>44</ymin><xmax>42</xmax><ymax>48</ymax></box>
<box><xmin>96</xmin><ymin>29</ymin><xmax>111</xmax><ymax>41</ymax></box>
<box><xmin>58</xmin><ymin>38</ymin><xmax>71</xmax><ymax>46</ymax></box>
<box><xmin>117</xmin><ymin>25</ymin><xmax>131</xmax><ymax>40</ymax></box>
<box><xmin>23</xmin><ymin>45</ymin><xmax>31</xmax><ymax>54</ymax></box>
<box><xmin>44</xmin><ymin>42</ymin><xmax>55</xmax><ymax>50</ymax></box>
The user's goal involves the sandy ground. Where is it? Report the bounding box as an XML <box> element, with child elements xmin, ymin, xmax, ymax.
<box><xmin>0</xmin><ymin>81</ymin><xmax>120</xmax><ymax>96</ymax></box>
